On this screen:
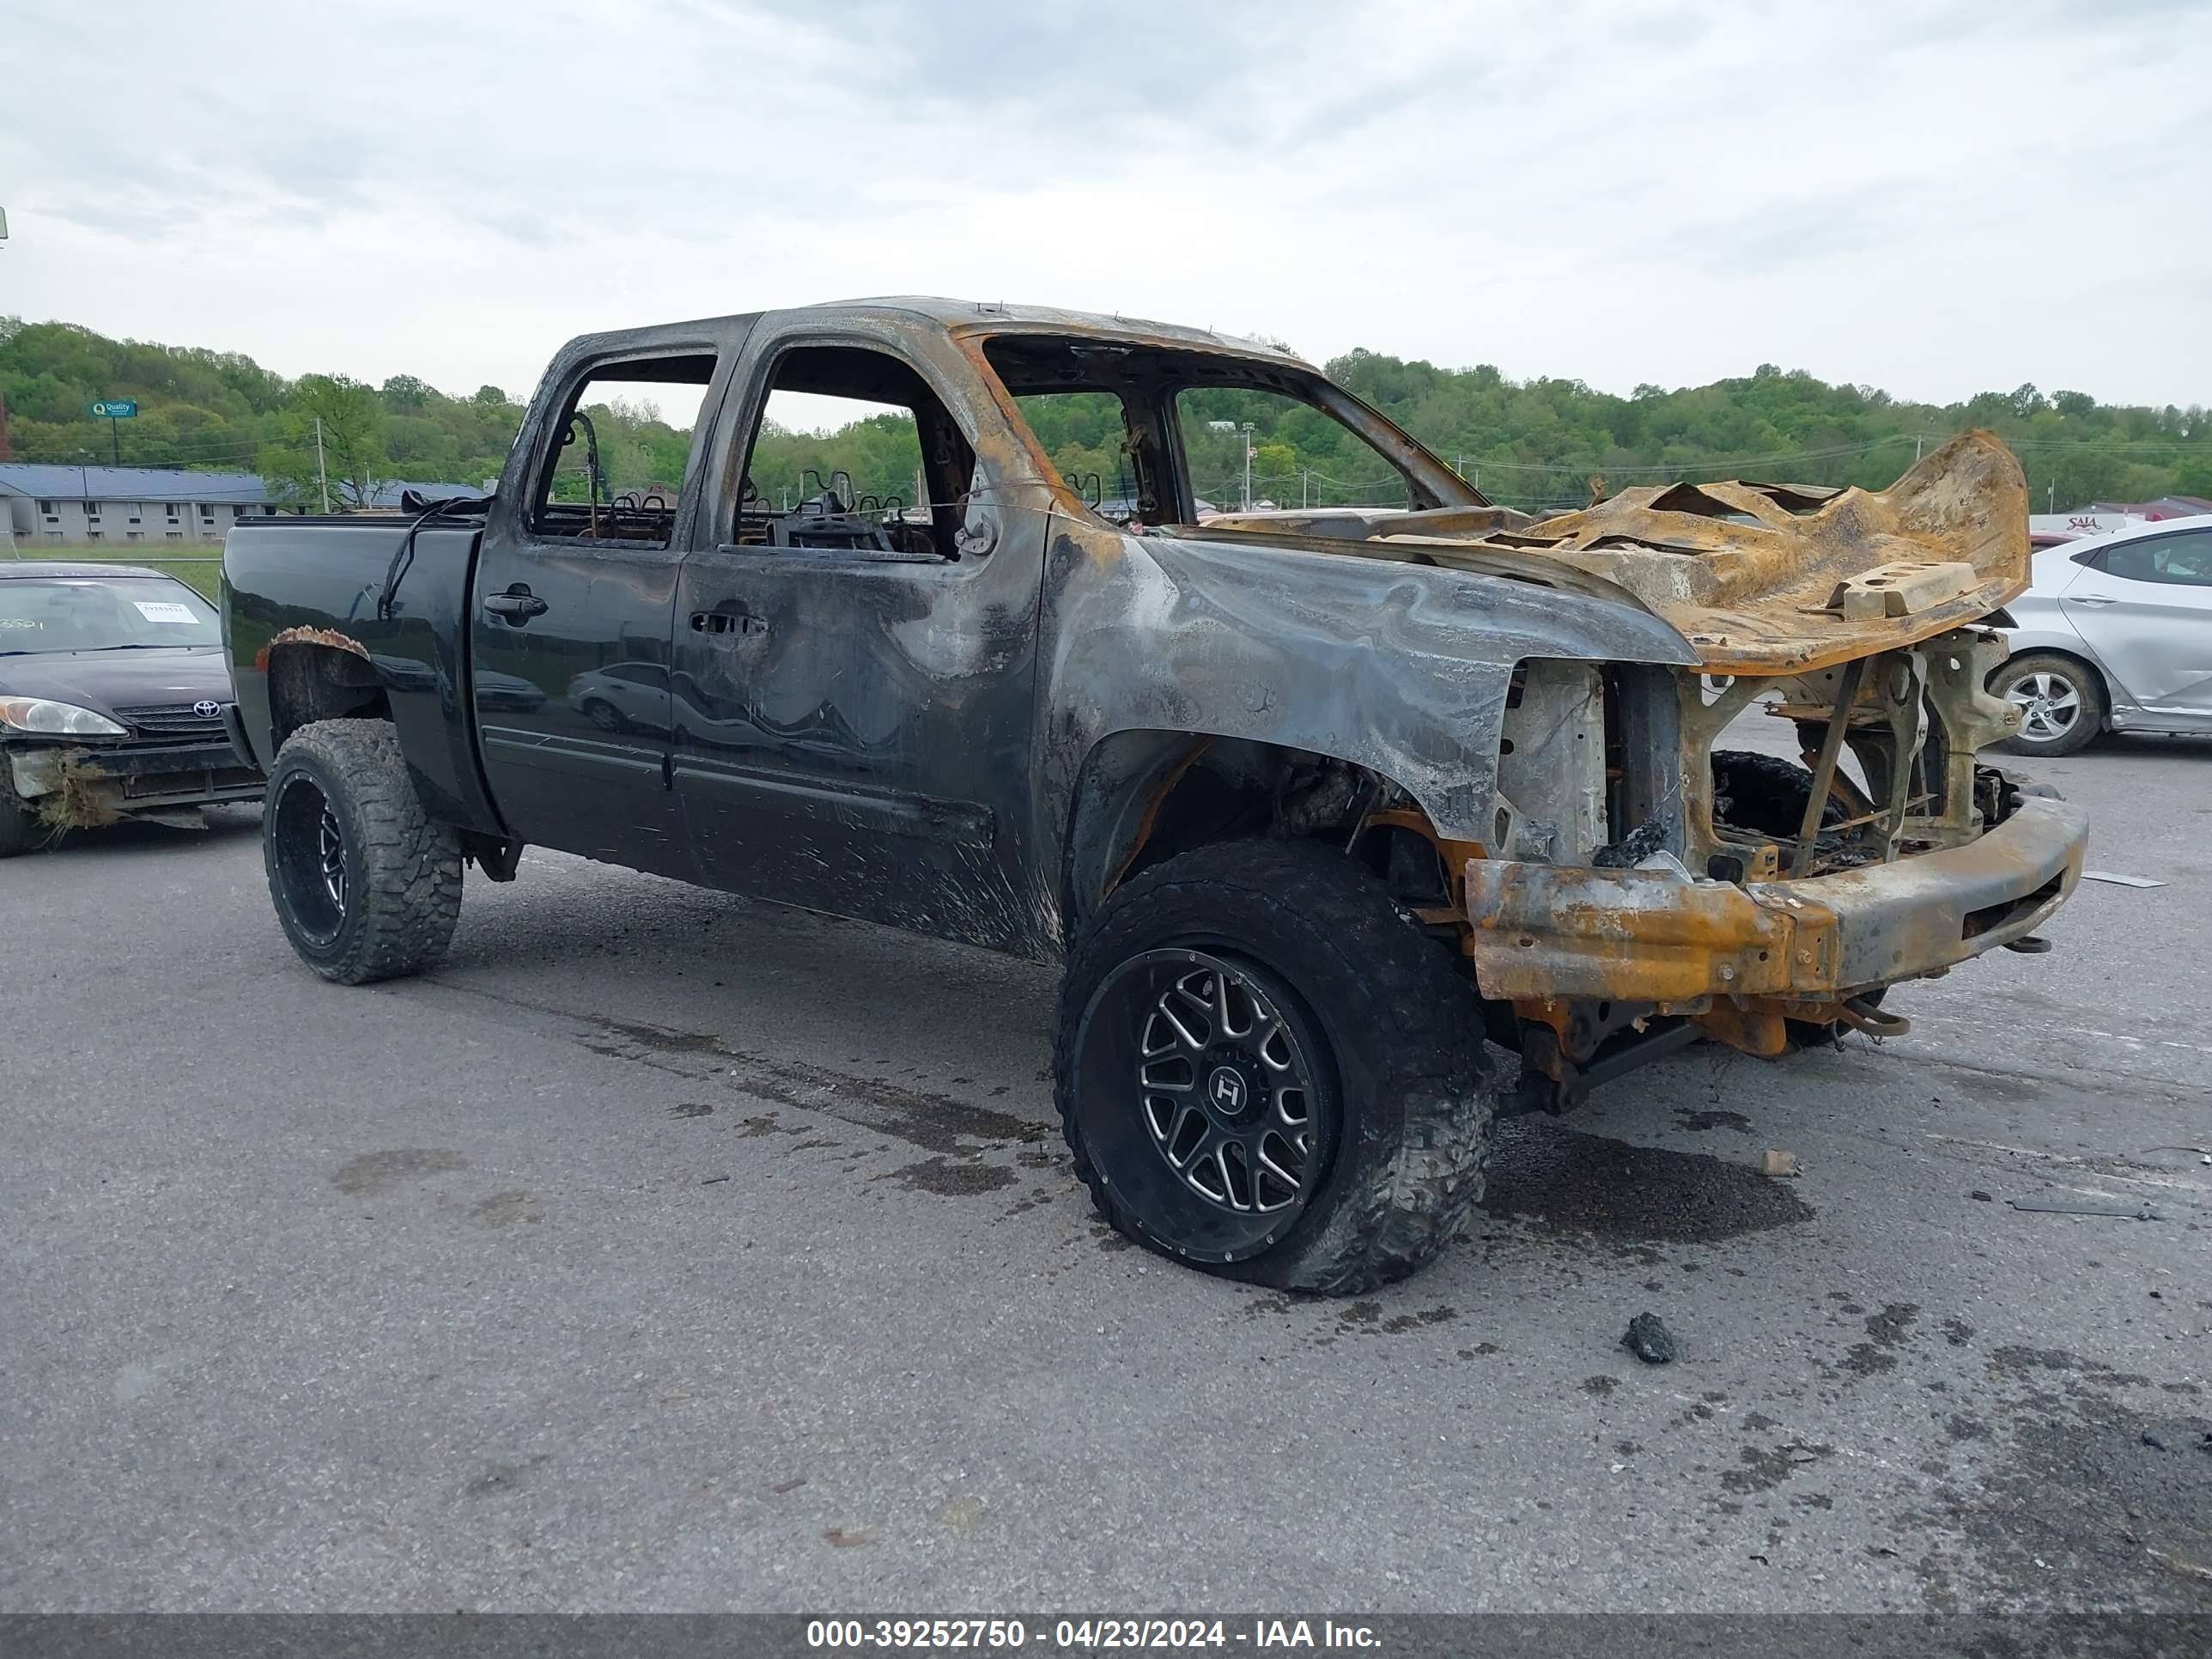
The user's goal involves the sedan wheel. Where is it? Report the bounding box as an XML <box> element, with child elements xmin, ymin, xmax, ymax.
<box><xmin>2007</xmin><ymin>671</ymin><xmax>2082</xmax><ymax>744</ymax></box>
<box><xmin>1992</xmin><ymin>653</ymin><xmax>2106</xmax><ymax>758</ymax></box>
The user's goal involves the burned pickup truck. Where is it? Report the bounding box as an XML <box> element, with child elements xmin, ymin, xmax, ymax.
<box><xmin>221</xmin><ymin>299</ymin><xmax>2087</xmax><ymax>1292</ymax></box>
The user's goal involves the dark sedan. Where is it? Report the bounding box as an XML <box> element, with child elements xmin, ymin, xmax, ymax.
<box><xmin>1</xmin><ymin>562</ymin><xmax>262</xmax><ymax>856</ymax></box>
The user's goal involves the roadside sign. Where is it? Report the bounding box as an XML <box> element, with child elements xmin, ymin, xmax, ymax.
<box><xmin>92</xmin><ymin>398</ymin><xmax>138</xmax><ymax>463</ymax></box>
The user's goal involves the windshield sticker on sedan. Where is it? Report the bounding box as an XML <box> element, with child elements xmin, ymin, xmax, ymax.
<box><xmin>132</xmin><ymin>601</ymin><xmax>201</xmax><ymax>623</ymax></box>
<box><xmin>0</xmin><ymin>619</ymin><xmax>41</xmax><ymax>629</ymax></box>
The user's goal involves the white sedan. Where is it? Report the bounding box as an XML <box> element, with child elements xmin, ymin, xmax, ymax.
<box><xmin>1990</xmin><ymin>514</ymin><xmax>2212</xmax><ymax>755</ymax></box>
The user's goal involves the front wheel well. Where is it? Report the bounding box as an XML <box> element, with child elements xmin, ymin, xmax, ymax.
<box><xmin>1060</xmin><ymin>732</ymin><xmax>1459</xmax><ymax>935</ymax></box>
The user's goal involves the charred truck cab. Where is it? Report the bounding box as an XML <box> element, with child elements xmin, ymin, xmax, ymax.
<box><xmin>222</xmin><ymin>299</ymin><xmax>2087</xmax><ymax>1295</ymax></box>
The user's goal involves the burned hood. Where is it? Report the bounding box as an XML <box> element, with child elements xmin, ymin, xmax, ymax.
<box><xmin>1120</xmin><ymin>532</ymin><xmax>1700</xmax><ymax>672</ymax></box>
<box><xmin>1204</xmin><ymin>432</ymin><xmax>2029</xmax><ymax>678</ymax></box>
<box><xmin>0</xmin><ymin>644</ymin><xmax>233</xmax><ymax>726</ymax></box>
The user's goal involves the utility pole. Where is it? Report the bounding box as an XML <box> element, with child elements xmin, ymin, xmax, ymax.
<box><xmin>314</xmin><ymin>416</ymin><xmax>331</xmax><ymax>514</ymax></box>
<box><xmin>1300</xmin><ymin>469</ymin><xmax>1309</xmax><ymax>509</ymax></box>
<box><xmin>1240</xmin><ymin>422</ymin><xmax>1255</xmax><ymax>510</ymax></box>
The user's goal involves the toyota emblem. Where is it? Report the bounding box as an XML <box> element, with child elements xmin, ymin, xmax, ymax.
<box><xmin>192</xmin><ymin>700</ymin><xmax>222</xmax><ymax>719</ymax></box>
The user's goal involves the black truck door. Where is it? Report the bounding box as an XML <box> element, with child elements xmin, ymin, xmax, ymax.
<box><xmin>670</xmin><ymin>332</ymin><xmax>1043</xmax><ymax>950</ymax></box>
<box><xmin>471</xmin><ymin>336</ymin><xmax>738</xmax><ymax>877</ymax></box>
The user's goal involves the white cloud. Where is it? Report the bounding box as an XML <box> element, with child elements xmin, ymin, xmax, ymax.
<box><xmin>3</xmin><ymin>0</ymin><xmax>2204</xmax><ymax>407</ymax></box>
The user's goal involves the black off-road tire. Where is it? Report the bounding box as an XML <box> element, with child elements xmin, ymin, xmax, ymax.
<box><xmin>0</xmin><ymin>773</ymin><xmax>52</xmax><ymax>859</ymax></box>
<box><xmin>1990</xmin><ymin>652</ymin><xmax>2105</xmax><ymax>758</ymax></box>
<box><xmin>262</xmin><ymin>719</ymin><xmax>462</xmax><ymax>984</ymax></box>
<box><xmin>1055</xmin><ymin>839</ymin><xmax>1500</xmax><ymax>1295</ymax></box>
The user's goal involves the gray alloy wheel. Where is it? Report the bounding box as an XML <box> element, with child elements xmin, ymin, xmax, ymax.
<box><xmin>1992</xmin><ymin>653</ymin><xmax>2106</xmax><ymax>758</ymax></box>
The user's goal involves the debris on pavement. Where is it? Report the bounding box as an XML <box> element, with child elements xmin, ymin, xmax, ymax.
<box><xmin>2007</xmin><ymin>1195</ymin><xmax>2164</xmax><ymax>1221</ymax></box>
<box><xmin>1761</xmin><ymin>1149</ymin><xmax>1801</xmax><ymax>1178</ymax></box>
<box><xmin>1621</xmin><ymin>1312</ymin><xmax>1677</xmax><ymax>1364</ymax></box>
<box><xmin>1971</xmin><ymin>1189</ymin><xmax>1994</xmax><ymax>1201</ymax></box>
<box><xmin>2081</xmin><ymin>870</ymin><xmax>2167</xmax><ymax>888</ymax></box>
<box><xmin>2146</xmin><ymin>1547</ymin><xmax>2212</xmax><ymax>1587</ymax></box>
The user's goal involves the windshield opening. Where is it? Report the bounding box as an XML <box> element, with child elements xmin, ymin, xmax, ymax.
<box><xmin>0</xmin><ymin>577</ymin><xmax>221</xmax><ymax>654</ymax></box>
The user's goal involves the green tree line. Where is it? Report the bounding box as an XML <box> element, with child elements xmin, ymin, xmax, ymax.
<box><xmin>4</xmin><ymin>316</ymin><xmax>2206</xmax><ymax>515</ymax></box>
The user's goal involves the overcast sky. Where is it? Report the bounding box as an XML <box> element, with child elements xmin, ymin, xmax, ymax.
<box><xmin>3</xmin><ymin>0</ymin><xmax>2206</xmax><ymax>410</ymax></box>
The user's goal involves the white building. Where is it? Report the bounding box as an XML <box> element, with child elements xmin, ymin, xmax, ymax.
<box><xmin>0</xmin><ymin>465</ymin><xmax>283</xmax><ymax>550</ymax></box>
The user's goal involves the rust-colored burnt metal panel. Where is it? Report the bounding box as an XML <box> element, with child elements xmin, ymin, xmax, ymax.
<box><xmin>1461</xmin><ymin>795</ymin><xmax>2086</xmax><ymax>1006</ymax></box>
<box><xmin>1375</xmin><ymin>433</ymin><xmax>2028</xmax><ymax>676</ymax></box>
<box><xmin>1462</xmin><ymin>860</ymin><xmax>1820</xmax><ymax>1003</ymax></box>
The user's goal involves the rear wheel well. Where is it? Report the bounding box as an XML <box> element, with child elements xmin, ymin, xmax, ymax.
<box><xmin>266</xmin><ymin>640</ymin><xmax>391</xmax><ymax>751</ymax></box>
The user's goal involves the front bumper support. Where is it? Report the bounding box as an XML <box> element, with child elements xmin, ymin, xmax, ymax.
<box><xmin>1462</xmin><ymin>798</ymin><xmax>2089</xmax><ymax>1004</ymax></box>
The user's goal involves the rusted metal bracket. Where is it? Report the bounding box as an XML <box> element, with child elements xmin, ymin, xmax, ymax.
<box><xmin>1506</xmin><ymin>1018</ymin><xmax>1703</xmax><ymax>1116</ymax></box>
<box><xmin>1790</xmin><ymin>655</ymin><xmax>1866</xmax><ymax>878</ymax></box>
<box><xmin>1836</xmin><ymin>994</ymin><xmax>1910</xmax><ymax>1037</ymax></box>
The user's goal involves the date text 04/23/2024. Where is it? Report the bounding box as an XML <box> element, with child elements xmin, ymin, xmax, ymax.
<box><xmin>805</xmin><ymin>1620</ymin><xmax>1381</xmax><ymax>1650</ymax></box>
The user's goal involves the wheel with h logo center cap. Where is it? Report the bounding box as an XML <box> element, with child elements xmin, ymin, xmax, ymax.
<box><xmin>1055</xmin><ymin>837</ymin><xmax>1501</xmax><ymax>1293</ymax></box>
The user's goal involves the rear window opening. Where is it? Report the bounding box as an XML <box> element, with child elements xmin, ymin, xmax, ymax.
<box><xmin>529</xmin><ymin>352</ymin><xmax>719</xmax><ymax>548</ymax></box>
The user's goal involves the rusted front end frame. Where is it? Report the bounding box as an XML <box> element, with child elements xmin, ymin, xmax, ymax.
<box><xmin>1464</xmin><ymin>797</ymin><xmax>2084</xmax><ymax>1033</ymax></box>
<box><xmin>1459</xmin><ymin>624</ymin><xmax>2090</xmax><ymax>1089</ymax></box>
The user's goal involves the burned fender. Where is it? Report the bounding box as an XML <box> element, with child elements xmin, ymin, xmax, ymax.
<box><xmin>1041</xmin><ymin>527</ymin><xmax>1697</xmax><ymax>847</ymax></box>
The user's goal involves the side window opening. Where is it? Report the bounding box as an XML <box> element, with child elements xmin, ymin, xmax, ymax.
<box><xmin>530</xmin><ymin>352</ymin><xmax>719</xmax><ymax>547</ymax></box>
<box><xmin>1005</xmin><ymin>390</ymin><xmax>1145</xmax><ymax>522</ymax></box>
<box><xmin>982</xmin><ymin>336</ymin><xmax>1167</xmax><ymax>527</ymax></box>
<box><xmin>979</xmin><ymin>334</ymin><xmax>1453</xmax><ymax>527</ymax></box>
<box><xmin>731</xmin><ymin>345</ymin><xmax>977</xmax><ymax>561</ymax></box>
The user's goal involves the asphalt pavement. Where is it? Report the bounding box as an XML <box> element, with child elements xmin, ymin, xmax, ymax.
<box><xmin>3</xmin><ymin>724</ymin><xmax>2208</xmax><ymax>1614</ymax></box>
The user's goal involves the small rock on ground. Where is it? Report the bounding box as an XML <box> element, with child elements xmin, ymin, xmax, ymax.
<box><xmin>1622</xmin><ymin>1312</ymin><xmax>1677</xmax><ymax>1365</ymax></box>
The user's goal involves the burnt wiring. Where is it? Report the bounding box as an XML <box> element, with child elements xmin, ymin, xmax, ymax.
<box><xmin>377</xmin><ymin>493</ymin><xmax>494</xmax><ymax>622</ymax></box>
<box><xmin>563</xmin><ymin>412</ymin><xmax>608</xmax><ymax>537</ymax></box>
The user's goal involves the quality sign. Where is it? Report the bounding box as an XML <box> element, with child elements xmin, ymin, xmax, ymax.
<box><xmin>90</xmin><ymin>399</ymin><xmax>139</xmax><ymax>418</ymax></box>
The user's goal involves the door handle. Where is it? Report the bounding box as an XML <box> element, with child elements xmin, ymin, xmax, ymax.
<box><xmin>484</xmin><ymin>584</ymin><xmax>550</xmax><ymax>621</ymax></box>
<box><xmin>691</xmin><ymin>611</ymin><xmax>768</xmax><ymax>636</ymax></box>
<box><xmin>2064</xmin><ymin>594</ymin><xmax>2118</xmax><ymax>607</ymax></box>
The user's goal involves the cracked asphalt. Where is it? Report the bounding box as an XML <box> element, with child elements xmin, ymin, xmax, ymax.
<box><xmin>3</xmin><ymin>725</ymin><xmax>2208</xmax><ymax>1613</ymax></box>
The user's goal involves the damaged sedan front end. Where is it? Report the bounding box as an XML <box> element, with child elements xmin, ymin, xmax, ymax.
<box><xmin>1</xmin><ymin>565</ymin><xmax>262</xmax><ymax>854</ymax></box>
